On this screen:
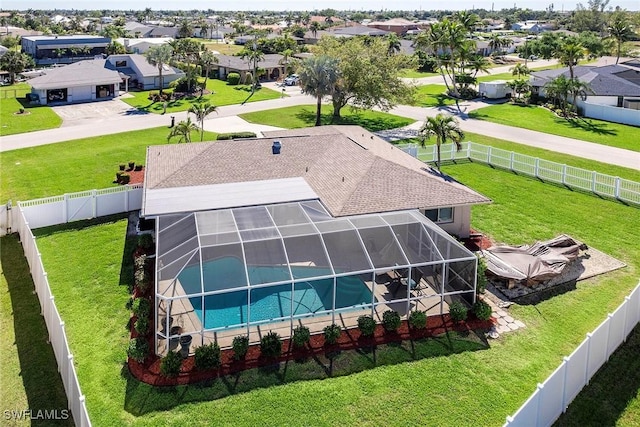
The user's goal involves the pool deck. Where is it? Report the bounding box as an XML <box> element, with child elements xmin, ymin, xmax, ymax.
<box><xmin>156</xmin><ymin>274</ymin><xmax>453</xmax><ymax>354</ymax></box>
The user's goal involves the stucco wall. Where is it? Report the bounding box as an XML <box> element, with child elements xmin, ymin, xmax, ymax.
<box><xmin>420</xmin><ymin>206</ymin><xmax>471</xmax><ymax>239</ymax></box>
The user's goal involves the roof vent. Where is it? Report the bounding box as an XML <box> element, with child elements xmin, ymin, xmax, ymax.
<box><xmin>272</xmin><ymin>140</ymin><xmax>281</xmax><ymax>155</ymax></box>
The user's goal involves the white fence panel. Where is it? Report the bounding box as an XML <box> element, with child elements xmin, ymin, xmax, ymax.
<box><xmin>563</xmin><ymin>341</ymin><xmax>589</xmax><ymax>405</ymax></box>
<box><xmin>538</xmin><ymin>362</ymin><xmax>567</xmax><ymax>427</ymax></box>
<box><xmin>21</xmin><ymin>199</ymin><xmax>66</xmax><ymax>229</ymax></box>
<box><xmin>619</xmin><ymin>179</ymin><xmax>640</xmax><ymax>205</ymax></box>
<box><xmin>67</xmin><ymin>191</ymin><xmax>95</xmax><ymax>222</ymax></box>
<box><xmin>504</xmin><ymin>388</ymin><xmax>541</xmax><ymax>427</ymax></box>
<box><xmin>625</xmin><ymin>287</ymin><xmax>640</xmax><ymax>337</ymax></box>
<box><xmin>607</xmin><ymin>304</ymin><xmax>627</xmax><ymax>357</ymax></box>
<box><xmin>586</xmin><ymin>319</ymin><xmax>610</xmax><ymax>379</ymax></box>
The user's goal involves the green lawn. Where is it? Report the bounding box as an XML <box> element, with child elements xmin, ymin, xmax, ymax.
<box><xmin>0</xmin><ymin>235</ymin><xmax>73</xmax><ymax>427</ymax></box>
<box><xmin>400</xmin><ymin>69</ymin><xmax>440</xmax><ymax>78</ymax></box>
<box><xmin>240</xmin><ymin>105</ymin><xmax>414</xmax><ymax>131</ymax></box>
<box><xmin>0</xmin><ymin>97</ymin><xmax>62</xmax><ymax>136</ymax></box>
<box><xmin>411</xmin><ymin>84</ymin><xmax>456</xmax><ymax>107</ymax></box>
<box><xmin>397</xmin><ymin>132</ymin><xmax>640</xmax><ymax>183</ymax></box>
<box><xmin>0</xmin><ymin>127</ymin><xmax>218</xmax><ymax>203</ymax></box>
<box><xmin>469</xmin><ymin>103</ymin><xmax>640</xmax><ymax>152</ymax></box>
<box><xmin>27</xmin><ymin>161</ymin><xmax>640</xmax><ymax>426</ymax></box>
<box><xmin>0</xmin><ymin>82</ymin><xmax>31</xmax><ymax>97</ymax></box>
<box><xmin>121</xmin><ymin>79</ymin><xmax>281</xmax><ymax>114</ymax></box>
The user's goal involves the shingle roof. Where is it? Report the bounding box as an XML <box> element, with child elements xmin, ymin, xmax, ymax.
<box><xmin>28</xmin><ymin>59</ymin><xmax>121</xmax><ymax>89</ymax></box>
<box><xmin>215</xmin><ymin>54</ymin><xmax>284</xmax><ymax>71</ymax></box>
<box><xmin>144</xmin><ymin>126</ymin><xmax>490</xmax><ymax>217</ymax></box>
<box><xmin>531</xmin><ymin>64</ymin><xmax>640</xmax><ymax>97</ymax></box>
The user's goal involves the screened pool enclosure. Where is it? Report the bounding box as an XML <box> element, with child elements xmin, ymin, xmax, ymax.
<box><xmin>154</xmin><ymin>201</ymin><xmax>478</xmax><ymax>355</ymax></box>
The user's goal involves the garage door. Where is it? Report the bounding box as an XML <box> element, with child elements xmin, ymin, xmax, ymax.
<box><xmin>71</xmin><ymin>86</ymin><xmax>92</xmax><ymax>102</ymax></box>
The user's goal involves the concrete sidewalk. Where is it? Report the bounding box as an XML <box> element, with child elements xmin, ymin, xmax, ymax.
<box><xmin>1</xmin><ymin>92</ymin><xmax>638</xmax><ymax>171</ymax></box>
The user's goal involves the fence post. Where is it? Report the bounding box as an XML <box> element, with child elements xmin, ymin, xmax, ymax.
<box><xmin>614</xmin><ymin>177</ymin><xmax>621</xmax><ymax>199</ymax></box>
<box><xmin>535</xmin><ymin>383</ymin><xmax>544</xmax><ymax>427</ymax></box>
<box><xmin>561</xmin><ymin>164</ymin><xmax>567</xmax><ymax>185</ymax></box>
<box><xmin>125</xmin><ymin>187</ymin><xmax>130</xmax><ymax>212</ymax></box>
<box><xmin>585</xmin><ymin>332</ymin><xmax>592</xmax><ymax>384</ymax></box>
<box><xmin>67</xmin><ymin>354</ymin><xmax>74</xmax><ymax>410</ymax></box>
<box><xmin>467</xmin><ymin>142</ymin><xmax>471</xmax><ymax>159</ymax></box>
<box><xmin>534</xmin><ymin>158</ymin><xmax>540</xmax><ymax>178</ymax></box>
<box><xmin>605</xmin><ymin>313</ymin><xmax>612</xmax><ymax>360</ymax></box>
<box><xmin>510</xmin><ymin>151</ymin><xmax>514</xmax><ymax>171</ymax></box>
<box><xmin>92</xmin><ymin>190</ymin><xmax>97</xmax><ymax>218</ymax></box>
<box><xmin>63</xmin><ymin>194</ymin><xmax>69</xmax><ymax>223</ymax></box>
<box><xmin>47</xmin><ymin>295</ymin><xmax>54</xmax><ymax>343</ymax></box>
<box><xmin>624</xmin><ymin>296</ymin><xmax>630</xmax><ymax>342</ymax></box>
<box><xmin>487</xmin><ymin>146</ymin><xmax>492</xmax><ymax>165</ymax></box>
<box><xmin>562</xmin><ymin>356</ymin><xmax>570</xmax><ymax>412</ymax></box>
<box><xmin>591</xmin><ymin>171</ymin><xmax>597</xmax><ymax>193</ymax></box>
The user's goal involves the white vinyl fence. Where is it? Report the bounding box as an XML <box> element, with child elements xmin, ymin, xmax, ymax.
<box><xmin>9</xmin><ymin>184</ymin><xmax>144</xmax><ymax>427</ymax></box>
<box><xmin>503</xmin><ymin>281</ymin><xmax>640</xmax><ymax>427</ymax></box>
<box><xmin>399</xmin><ymin>142</ymin><xmax>640</xmax><ymax>207</ymax></box>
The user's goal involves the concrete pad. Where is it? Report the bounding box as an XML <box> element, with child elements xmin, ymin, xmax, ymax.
<box><xmin>503</xmin><ymin>315</ymin><xmax>514</xmax><ymax>323</ymax></box>
<box><xmin>52</xmin><ymin>99</ymin><xmax>139</xmax><ymax>126</ymax></box>
<box><xmin>202</xmin><ymin>115</ymin><xmax>284</xmax><ymax>136</ymax></box>
<box><xmin>497</xmin><ymin>317</ymin><xmax>507</xmax><ymax>326</ymax></box>
<box><xmin>507</xmin><ymin>323</ymin><xmax>520</xmax><ymax>331</ymax></box>
<box><xmin>496</xmin><ymin>309</ymin><xmax>508</xmax><ymax>317</ymax></box>
<box><xmin>496</xmin><ymin>325</ymin><xmax>510</xmax><ymax>334</ymax></box>
<box><xmin>515</xmin><ymin>320</ymin><xmax>526</xmax><ymax>328</ymax></box>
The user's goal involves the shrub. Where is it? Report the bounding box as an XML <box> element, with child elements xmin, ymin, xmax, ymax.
<box><xmin>292</xmin><ymin>325</ymin><xmax>310</xmax><ymax>348</ymax></box>
<box><xmin>131</xmin><ymin>297</ymin><xmax>150</xmax><ymax>318</ymax></box>
<box><xmin>472</xmin><ymin>299</ymin><xmax>493</xmax><ymax>321</ymax></box>
<box><xmin>227</xmin><ymin>72</ymin><xmax>240</xmax><ymax>85</ymax></box>
<box><xmin>134</xmin><ymin>268</ymin><xmax>150</xmax><ymax>293</ymax></box>
<box><xmin>449</xmin><ymin>301</ymin><xmax>468</xmax><ymax>323</ymax></box>
<box><xmin>232</xmin><ymin>335</ymin><xmax>249</xmax><ymax>360</ymax></box>
<box><xmin>357</xmin><ymin>315</ymin><xmax>376</xmax><ymax>337</ymax></box>
<box><xmin>260</xmin><ymin>331</ymin><xmax>282</xmax><ymax>358</ymax></box>
<box><xmin>408</xmin><ymin>310</ymin><xmax>427</xmax><ymax>329</ymax></box>
<box><xmin>119</xmin><ymin>164</ymin><xmax>126</xmax><ymax>171</ymax></box>
<box><xmin>127</xmin><ymin>337</ymin><xmax>149</xmax><ymax>363</ymax></box>
<box><xmin>194</xmin><ymin>342</ymin><xmax>221</xmax><ymax>370</ymax></box>
<box><xmin>119</xmin><ymin>173</ymin><xmax>130</xmax><ymax>184</ymax></box>
<box><xmin>134</xmin><ymin>164</ymin><xmax>143</xmax><ymax>171</ymax></box>
<box><xmin>477</xmin><ymin>256</ymin><xmax>488</xmax><ymax>294</ymax></box>
<box><xmin>160</xmin><ymin>350</ymin><xmax>182</xmax><ymax>377</ymax></box>
<box><xmin>133</xmin><ymin>253</ymin><xmax>147</xmax><ymax>269</ymax></box>
<box><xmin>134</xmin><ymin>316</ymin><xmax>149</xmax><ymax>336</ymax></box>
<box><xmin>215</xmin><ymin>131</ymin><xmax>257</xmax><ymax>140</ymax></box>
<box><xmin>323</xmin><ymin>324</ymin><xmax>341</xmax><ymax>345</ymax></box>
<box><xmin>382</xmin><ymin>310</ymin><xmax>402</xmax><ymax>332</ymax></box>
<box><xmin>137</xmin><ymin>234</ymin><xmax>154</xmax><ymax>251</ymax></box>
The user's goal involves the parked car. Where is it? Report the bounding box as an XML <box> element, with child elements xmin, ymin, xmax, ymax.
<box><xmin>284</xmin><ymin>74</ymin><xmax>299</xmax><ymax>86</ymax></box>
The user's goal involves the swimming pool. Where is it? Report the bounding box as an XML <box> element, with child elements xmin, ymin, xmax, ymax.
<box><xmin>178</xmin><ymin>258</ymin><xmax>375</xmax><ymax>329</ymax></box>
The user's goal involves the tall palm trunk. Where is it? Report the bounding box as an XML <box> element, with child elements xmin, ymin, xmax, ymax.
<box><xmin>436</xmin><ymin>137</ymin><xmax>442</xmax><ymax>171</ymax></box>
<box><xmin>315</xmin><ymin>95</ymin><xmax>322</xmax><ymax>126</ymax></box>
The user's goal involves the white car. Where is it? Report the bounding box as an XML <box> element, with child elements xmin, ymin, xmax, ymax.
<box><xmin>284</xmin><ymin>74</ymin><xmax>299</xmax><ymax>86</ymax></box>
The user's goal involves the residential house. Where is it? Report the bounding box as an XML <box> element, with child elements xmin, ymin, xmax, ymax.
<box><xmin>530</xmin><ymin>58</ymin><xmax>640</xmax><ymax>126</ymax></box>
<box><xmin>142</xmin><ymin>125</ymin><xmax>490</xmax><ymax>354</ymax></box>
<box><xmin>105</xmin><ymin>53</ymin><xmax>185</xmax><ymax>90</ymax></box>
<box><xmin>21</xmin><ymin>35</ymin><xmax>110</xmax><ymax>66</ymax></box>
<box><xmin>511</xmin><ymin>20</ymin><xmax>555</xmax><ymax>33</ymax></box>
<box><xmin>365</xmin><ymin>18</ymin><xmax>429</xmax><ymax>35</ymax></box>
<box><xmin>214</xmin><ymin>53</ymin><xmax>286</xmax><ymax>82</ymax></box>
<box><xmin>115</xmin><ymin>37</ymin><xmax>174</xmax><ymax>54</ymax></box>
<box><xmin>28</xmin><ymin>59</ymin><xmax>122</xmax><ymax>105</ymax></box>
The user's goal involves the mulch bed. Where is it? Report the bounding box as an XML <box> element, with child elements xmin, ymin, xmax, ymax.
<box><xmin>114</xmin><ymin>167</ymin><xmax>145</xmax><ymax>185</ymax></box>
<box><xmin>128</xmin><ymin>314</ymin><xmax>494</xmax><ymax>387</ymax></box>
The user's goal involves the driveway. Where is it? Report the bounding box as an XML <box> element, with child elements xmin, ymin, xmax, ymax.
<box><xmin>52</xmin><ymin>99</ymin><xmax>141</xmax><ymax>127</ymax></box>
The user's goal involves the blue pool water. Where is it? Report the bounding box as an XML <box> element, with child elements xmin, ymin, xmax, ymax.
<box><xmin>179</xmin><ymin>258</ymin><xmax>374</xmax><ymax>329</ymax></box>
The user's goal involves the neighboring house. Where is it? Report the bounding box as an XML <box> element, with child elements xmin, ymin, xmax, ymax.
<box><xmin>105</xmin><ymin>54</ymin><xmax>185</xmax><ymax>90</ymax></box>
<box><xmin>146</xmin><ymin>26</ymin><xmax>179</xmax><ymax>39</ymax></box>
<box><xmin>28</xmin><ymin>59</ymin><xmax>121</xmax><ymax>105</ymax></box>
<box><xmin>511</xmin><ymin>20</ymin><xmax>554</xmax><ymax>33</ymax></box>
<box><xmin>21</xmin><ymin>35</ymin><xmax>110</xmax><ymax>66</ymax></box>
<box><xmin>530</xmin><ymin>59</ymin><xmax>640</xmax><ymax>126</ymax></box>
<box><xmin>124</xmin><ymin>21</ymin><xmax>154</xmax><ymax>38</ymax></box>
<box><xmin>142</xmin><ymin>125</ymin><xmax>490</xmax><ymax>355</ymax></box>
<box><xmin>214</xmin><ymin>53</ymin><xmax>286</xmax><ymax>82</ymax></box>
<box><xmin>365</xmin><ymin>17</ymin><xmax>429</xmax><ymax>35</ymax></box>
<box><xmin>115</xmin><ymin>37</ymin><xmax>174</xmax><ymax>54</ymax></box>
<box><xmin>303</xmin><ymin>25</ymin><xmax>390</xmax><ymax>44</ymax></box>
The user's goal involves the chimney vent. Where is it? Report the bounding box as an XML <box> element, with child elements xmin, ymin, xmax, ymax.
<box><xmin>272</xmin><ymin>140</ymin><xmax>281</xmax><ymax>155</ymax></box>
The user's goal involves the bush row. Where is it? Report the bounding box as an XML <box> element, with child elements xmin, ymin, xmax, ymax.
<box><xmin>216</xmin><ymin>131</ymin><xmax>257</xmax><ymax>140</ymax></box>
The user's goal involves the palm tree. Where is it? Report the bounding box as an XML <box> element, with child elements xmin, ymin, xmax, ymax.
<box><xmin>145</xmin><ymin>44</ymin><xmax>173</xmax><ymax>95</ymax></box>
<box><xmin>544</xmin><ymin>74</ymin><xmax>572</xmax><ymax>116</ymax></box>
<box><xmin>507</xmin><ymin>79</ymin><xmax>531</xmax><ymax>102</ymax></box>
<box><xmin>607</xmin><ymin>11</ymin><xmax>633</xmax><ymax>64</ymax></box>
<box><xmin>240</xmin><ymin>42</ymin><xmax>264</xmax><ymax>89</ymax></box>
<box><xmin>488</xmin><ymin>34</ymin><xmax>505</xmax><ymax>56</ymax></box>
<box><xmin>310</xmin><ymin>21</ymin><xmax>320</xmax><ymax>39</ymax></box>
<box><xmin>188</xmin><ymin>102</ymin><xmax>218</xmax><ymax>141</ymax></box>
<box><xmin>279</xmin><ymin>48</ymin><xmax>294</xmax><ymax>76</ymax></box>
<box><xmin>510</xmin><ymin>63</ymin><xmax>531</xmax><ymax>79</ymax></box>
<box><xmin>567</xmin><ymin>78</ymin><xmax>593</xmax><ymax>113</ymax></box>
<box><xmin>419</xmin><ymin>113</ymin><xmax>464</xmax><ymax>171</ymax></box>
<box><xmin>555</xmin><ymin>38</ymin><xmax>584</xmax><ymax>79</ymax></box>
<box><xmin>297</xmin><ymin>55</ymin><xmax>340</xmax><ymax>126</ymax></box>
<box><xmin>199</xmin><ymin>49</ymin><xmax>218</xmax><ymax>96</ymax></box>
<box><xmin>177</xmin><ymin>19</ymin><xmax>193</xmax><ymax>39</ymax></box>
<box><xmin>167</xmin><ymin>117</ymin><xmax>200</xmax><ymax>143</ymax></box>
<box><xmin>453</xmin><ymin>10</ymin><xmax>479</xmax><ymax>33</ymax></box>
<box><xmin>386</xmin><ymin>33</ymin><xmax>402</xmax><ymax>55</ymax></box>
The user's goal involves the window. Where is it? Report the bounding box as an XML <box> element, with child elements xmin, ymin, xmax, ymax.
<box><xmin>424</xmin><ymin>207</ymin><xmax>454</xmax><ymax>224</ymax></box>
<box><xmin>115</xmin><ymin>60</ymin><xmax>127</xmax><ymax>67</ymax></box>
